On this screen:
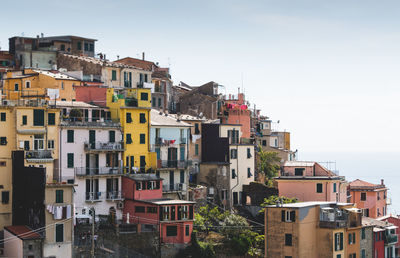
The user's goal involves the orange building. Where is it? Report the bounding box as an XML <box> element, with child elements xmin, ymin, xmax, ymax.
<box><xmin>348</xmin><ymin>179</ymin><xmax>388</xmax><ymax>218</ymax></box>
<box><xmin>2</xmin><ymin>69</ymin><xmax>79</xmax><ymax>102</ymax></box>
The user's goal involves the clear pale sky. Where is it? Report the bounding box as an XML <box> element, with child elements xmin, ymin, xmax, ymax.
<box><xmin>1</xmin><ymin>0</ymin><xmax>400</xmax><ymax>154</ymax></box>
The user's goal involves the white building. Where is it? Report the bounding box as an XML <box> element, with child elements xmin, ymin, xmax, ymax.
<box><xmin>149</xmin><ymin>109</ymin><xmax>191</xmax><ymax>199</ymax></box>
<box><xmin>58</xmin><ymin>101</ymin><xmax>124</xmax><ymax>220</ymax></box>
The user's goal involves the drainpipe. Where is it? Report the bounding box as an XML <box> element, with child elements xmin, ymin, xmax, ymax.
<box><xmin>326</xmin><ymin>182</ymin><xmax>328</xmax><ymax>201</ymax></box>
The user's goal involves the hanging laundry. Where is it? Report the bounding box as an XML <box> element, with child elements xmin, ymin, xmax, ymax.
<box><xmin>66</xmin><ymin>205</ymin><xmax>72</xmax><ymax>219</ymax></box>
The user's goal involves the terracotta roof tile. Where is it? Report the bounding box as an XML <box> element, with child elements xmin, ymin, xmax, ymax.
<box><xmin>115</xmin><ymin>57</ymin><xmax>156</xmax><ymax>71</ymax></box>
<box><xmin>5</xmin><ymin>225</ymin><xmax>42</xmax><ymax>240</ymax></box>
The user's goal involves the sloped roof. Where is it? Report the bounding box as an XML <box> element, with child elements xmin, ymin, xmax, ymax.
<box><xmin>151</xmin><ymin>109</ymin><xmax>192</xmax><ymax>127</ymax></box>
<box><xmin>33</xmin><ymin>69</ymin><xmax>78</xmax><ymax>80</ymax></box>
<box><xmin>362</xmin><ymin>217</ymin><xmax>396</xmax><ymax>229</ymax></box>
<box><xmin>59</xmin><ymin>54</ymin><xmax>146</xmax><ymax>70</ymax></box>
<box><xmin>349</xmin><ymin>179</ymin><xmax>385</xmax><ymax>190</ymax></box>
<box><xmin>5</xmin><ymin>225</ymin><xmax>43</xmax><ymax>240</ymax></box>
<box><xmin>115</xmin><ymin>57</ymin><xmax>156</xmax><ymax>71</ymax></box>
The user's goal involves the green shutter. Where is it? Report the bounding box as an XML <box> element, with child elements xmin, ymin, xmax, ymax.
<box><xmin>55</xmin><ymin>190</ymin><xmax>63</xmax><ymax>203</ymax></box>
<box><xmin>0</xmin><ymin>113</ymin><xmax>6</xmax><ymax>121</ymax></box>
<box><xmin>109</xmin><ymin>131</ymin><xmax>115</xmax><ymax>143</ymax></box>
<box><xmin>55</xmin><ymin>224</ymin><xmax>64</xmax><ymax>242</ymax></box>
<box><xmin>335</xmin><ymin>233</ymin><xmax>338</xmax><ymax>251</ymax></box>
<box><xmin>22</xmin><ymin>115</ymin><xmax>27</xmax><ymax>125</ymax></box>
<box><xmin>67</xmin><ymin>130</ymin><xmax>74</xmax><ymax>143</ymax></box>
<box><xmin>340</xmin><ymin>232</ymin><xmax>343</xmax><ymax>250</ymax></box>
<box><xmin>140</xmin><ymin>134</ymin><xmax>145</xmax><ymax>144</ymax></box>
<box><xmin>48</xmin><ymin>113</ymin><xmax>55</xmax><ymax>125</ymax></box>
<box><xmin>195</xmin><ymin>144</ymin><xmax>199</xmax><ymax>155</ymax></box>
<box><xmin>67</xmin><ymin>153</ymin><xmax>74</xmax><ymax>168</ymax></box>
<box><xmin>112</xmin><ymin>70</ymin><xmax>117</xmax><ymax>81</ymax></box>
<box><xmin>33</xmin><ymin>110</ymin><xmax>44</xmax><ymax>126</ymax></box>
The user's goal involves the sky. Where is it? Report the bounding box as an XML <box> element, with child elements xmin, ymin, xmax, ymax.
<box><xmin>1</xmin><ymin>0</ymin><xmax>400</xmax><ymax>194</ymax></box>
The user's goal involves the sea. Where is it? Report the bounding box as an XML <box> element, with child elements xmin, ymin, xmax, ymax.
<box><xmin>299</xmin><ymin>151</ymin><xmax>400</xmax><ymax>215</ymax></box>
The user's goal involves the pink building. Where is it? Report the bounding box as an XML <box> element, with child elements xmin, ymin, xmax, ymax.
<box><xmin>122</xmin><ymin>174</ymin><xmax>194</xmax><ymax>244</ymax></box>
<box><xmin>220</xmin><ymin>93</ymin><xmax>251</xmax><ymax>139</ymax></box>
<box><xmin>276</xmin><ymin>161</ymin><xmax>347</xmax><ymax>202</ymax></box>
<box><xmin>348</xmin><ymin>179</ymin><xmax>388</xmax><ymax>218</ymax></box>
<box><xmin>378</xmin><ymin>215</ymin><xmax>400</xmax><ymax>256</ymax></box>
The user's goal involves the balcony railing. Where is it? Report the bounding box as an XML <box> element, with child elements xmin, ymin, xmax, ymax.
<box><xmin>162</xmin><ymin>183</ymin><xmax>187</xmax><ymax>192</ymax></box>
<box><xmin>84</xmin><ymin>142</ymin><xmax>124</xmax><ymax>151</ymax></box>
<box><xmin>158</xmin><ymin>160</ymin><xmax>190</xmax><ymax>169</ymax></box>
<box><xmin>25</xmin><ymin>150</ymin><xmax>53</xmax><ymax>160</ymax></box>
<box><xmin>106</xmin><ymin>191</ymin><xmax>124</xmax><ymax>200</ymax></box>
<box><xmin>75</xmin><ymin>167</ymin><xmax>124</xmax><ymax>176</ymax></box>
<box><xmin>179</xmin><ymin>138</ymin><xmax>187</xmax><ymax>144</ymax></box>
<box><xmin>85</xmin><ymin>192</ymin><xmax>102</xmax><ymax>202</ymax></box>
<box><xmin>61</xmin><ymin>117</ymin><xmax>120</xmax><ymax>128</ymax></box>
<box><xmin>385</xmin><ymin>234</ymin><xmax>398</xmax><ymax>245</ymax></box>
<box><xmin>125</xmin><ymin>98</ymin><xmax>138</xmax><ymax>107</ymax></box>
<box><xmin>319</xmin><ymin>210</ymin><xmax>348</xmax><ymax>228</ymax></box>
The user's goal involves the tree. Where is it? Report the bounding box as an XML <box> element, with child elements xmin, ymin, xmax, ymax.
<box><xmin>257</xmin><ymin>149</ymin><xmax>281</xmax><ymax>184</ymax></box>
<box><xmin>220</xmin><ymin>213</ymin><xmax>250</xmax><ymax>237</ymax></box>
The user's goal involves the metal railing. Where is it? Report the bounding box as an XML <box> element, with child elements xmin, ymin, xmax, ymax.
<box><xmin>84</xmin><ymin>141</ymin><xmax>124</xmax><ymax>151</ymax></box>
<box><xmin>158</xmin><ymin>160</ymin><xmax>189</xmax><ymax>169</ymax></box>
<box><xmin>162</xmin><ymin>183</ymin><xmax>187</xmax><ymax>192</ymax></box>
<box><xmin>319</xmin><ymin>210</ymin><xmax>348</xmax><ymax>228</ymax></box>
<box><xmin>385</xmin><ymin>234</ymin><xmax>398</xmax><ymax>244</ymax></box>
<box><xmin>85</xmin><ymin>192</ymin><xmax>102</xmax><ymax>202</ymax></box>
<box><xmin>25</xmin><ymin>150</ymin><xmax>53</xmax><ymax>159</ymax></box>
<box><xmin>61</xmin><ymin>117</ymin><xmax>120</xmax><ymax>127</ymax></box>
<box><xmin>179</xmin><ymin>138</ymin><xmax>186</xmax><ymax>144</ymax></box>
<box><xmin>106</xmin><ymin>191</ymin><xmax>124</xmax><ymax>200</ymax></box>
<box><xmin>75</xmin><ymin>167</ymin><xmax>124</xmax><ymax>176</ymax></box>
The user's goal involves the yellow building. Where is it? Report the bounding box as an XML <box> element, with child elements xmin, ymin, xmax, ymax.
<box><xmin>0</xmin><ymin>103</ymin><xmax>60</xmax><ymax>228</ymax></box>
<box><xmin>106</xmin><ymin>88</ymin><xmax>156</xmax><ymax>172</ymax></box>
<box><xmin>2</xmin><ymin>69</ymin><xmax>79</xmax><ymax>101</ymax></box>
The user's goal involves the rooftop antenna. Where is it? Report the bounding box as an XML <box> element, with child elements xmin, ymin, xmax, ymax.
<box><xmin>241</xmin><ymin>72</ymin><xmax>244</xmax><ymax>97</ymax></box>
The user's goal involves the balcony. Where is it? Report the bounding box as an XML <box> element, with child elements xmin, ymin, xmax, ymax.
<box><xmin>319</xmin><ymin>209</ymin><xmax>348</xmax><ymax>228</ymax></box>
<box><xmin>106</xmin><ymin>191</ymin><xmax>124</xmax><ymax>201</ymax></box>
<box><xmin>163</xmin><ymin>183</ymin><xmax>187</xmax><ymax>192</ymax></box>
<box><xmin>125</xmin><ymin>98</ymin><xmax>138</xmax><ymax>107</ymax></box>
<box><xmin>385</xmin><ymin>234</ymin><xmax>398</xmax><ymax>245</ymax></box>
<box><xmin>84</xmin><ymin>142</ymin><xmax>124</xmax><ymax>152</ymax></box>
<box><xmin>158</xmin><ymin>160</ymin><xmax>190</xmax><ymax>169</ymax></box>
<box><xmin>179</xmin><ymin>138</ymin><xmax>187</xmax><ymax>144</ymax></box>
<box><xmin>75</xmin><ymin>167</ymin><xmax>124</xmax><ymax>177</ymax></box>
<box><xmin>60</xmin><ymin>117</ymin><xmax>120</xmax><ymax>128</ymax></box>
<box><xmin>85</xmin><ymin>192</ymin><xmax>102</xmax><ymax>202</ymax></box>
<box><xmin>25</xmin><ymin>150</ymin><xmax>53</xmax><ymax>162</ymax></box>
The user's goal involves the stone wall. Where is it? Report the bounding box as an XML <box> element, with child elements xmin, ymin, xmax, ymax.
<box><xmin>242</xmin><ymin>182</ymin><xmax>278</xmax><ymax>206</ymax></box>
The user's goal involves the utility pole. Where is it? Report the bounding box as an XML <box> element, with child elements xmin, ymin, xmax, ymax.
<box><xmin>90</xmin><ymin>207</ymin><xmax>95</xmax><ymax>258</ymax></box>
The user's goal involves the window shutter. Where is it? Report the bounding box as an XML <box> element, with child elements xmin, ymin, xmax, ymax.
<box><xmin>177</xmin><ymin>206</ymin><xmax>182</xmax><ymax>220</ymax></box>
<box><xmin>56</xmin><ymin>224</ymin><xmax>64</xmax><ymax>242</ymax></box>
<box><xmin>290</xmin><ymin>211</ymin><xmax>296</xmax><ymax>222</ymax></box>
<box><xmin>335</xmin><ymin>234</ymin><xmax>338</xmax><ymax>251</ymax></box>
<box><xmin>189</xmin><ymin>205</ymin><xmax>193</xmax><ymax>219</ymax></box>
<box><xmin>340</xmin><ymin>233</ymin><xmax>343</xmax><ymax>250</ymax></box>
<box><xmin>281</xmin><ymin>210</ymin><xmax>285</xmax><ymax>222</ymax></box>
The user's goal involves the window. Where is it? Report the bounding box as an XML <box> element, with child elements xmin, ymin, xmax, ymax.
<box><xmin>25</xmin><ymin>81</ymin><xmax>30</xmax><ymax>88</ymax></box>
<box><xmin>0</xmin><ymin>137</ymin><xmax>7</xmax><ymax>145</ymax></box>
<box><xmin>140</xmin><ymin>92</ymin><xmax>148</xmax><ymax>101</ymax></box>
<box><xmin>194</xmin><ymin>123</ymin><xmax>200</xmax><ymax>134</ymax></box>
<box><xmin>84</xmin><ymin>42</ymin><xmax>89</xmax><ymax>51</ymax></box>
<box><xmin>361</xmin><ymin>249</ymin><xmax>366</xmax><ymax>258</ymax></box>
<box><xmin>335</xmin><ymin>232</ymin><xmax>343</xmax><ymax>251</ymax></box>
<box><xmin>281</xmin><ymin>210</ymin><xmax>296</xmax><ymax>222</ymax></box>
<box><xmin>48</xmin><ymin>113</ymin><xmax>55</xmax><ymax>125</ymax></box>
<box><xmin>294</xmin><ymin>168</ymin><xmax>304</xmax><ymax>176</ymax></box>
<box><xmin>140</xmin><ymin>134</ymin><xmax>145</xmax><ymax>144</ymax></box>
<box><xmin>144</xmin><ymin>74</ymin><xmax>148</xmax><ymax>82</ymax></box>
<box><xmin>158</xmin><ymin>98</ymin><xmax>161</xmax><ymax>107</ymax></box>
<box><xmin>162</xmin><ymin>206</ymin><xmax>170</xmax><ymax>220</ymax></box>
<box><xmin>147</xmin><ymin>207</ymin><xmax>157</xmax><ymax>213</ymax></box>
<box><xmin>349</xmin><ymin>254</ymin><xmax>356</xmax><ymax>258</ymax></box>
<box><xmin>285</xmin><ymin>234</ymin><xmax>292</xmax><ymax>246</ymax></box>
<box><xmin>333</xmin><ymin>183</ymin><xmax>337</xmax><ymax>193</ymax></box>
<box><xmin>67</xmin><ymin>130</ymin><xmax>74</xmax><ymax>143</ymax></box>
<box><xmin>60</xmin><ymin>44</ymin><xmax>65</xmax><ymax>51</ymax></box>
<box><xmin>0</xmin><ymin>161</ymin><xmax>6</xmax><ymax>166</ymax></box>
<box><xmin>348</xmin><ymin>233</ymin><xmax>355</xmax><ymax>244</ymax></box>
<box><xmin>55</xmin><ymin>190</ymin><xmax>63</xmax><ymax>203</ymax></box>
<box><xmin>262</xmin><ymin>140</ymin><xmax>267</xmax><ymax>146</ymax></box>
<box><xmin>2</xmin><ymin>191</ymin><xmax>9</xmax><ymax>204</ymax></box>
<box><xmin>247</xmin><ymin>148</ymin><xmax>251</xmax><ymax>158</ymax></box>
<box><xmin>231</xmin><ymin>169</ymin><xmax>236</xmax><ymax>179</ymax></box>
<box><xmin>247</xmin><ymin>168</ymin><xmax>252</xmax><ymax>178</ymax></box>
<box><xmin>0</xmin><ymin>113</ymin><xmax>6</xmax><ymax>121</ymax></box>
<box><xmin>109</xmin><ymin>131</ymin><xmax>115</xmax><ymax>143</ymax></box>
<box><xmin>362</xmin><ymin>208</ymin><xmax>369</xmax><ymax>217</ymax></box>
<box><xmin>77</xmin><ymin>42</ymin><xmax>82</xmax><ymax>50</ymax></box>
<box><xmin>67</xmin><ymin>153</ymin><xmax>74</xmax><ymax>168</ymax></box>
<box><xmin>126</xmin><ymin>113</ymin><xmax>132</xmax><ymax>123</ymax></box>
<box><xmin>126</xmin><ymin>134</ymin><xmax>132</xmax><ymax>144</ymax></box>
<box><xmin>89</xmin><ymin>43</ymin><xmax>94</xmax><ymax>52</ymax></box>
<box><xmin>22</xmin><ymin>115</ymin><xmax>27</xmax><ymax>125</ymax></box>
<box><xmin>48</xmin><ymin>140</ymin><xmax>55</xmax><ymax>149</ymax></box>
<box><xmin>166</xmin><ymin>226</ymin><xmax>177</xmax><ymax>237</ymax></box>
<box><xmin>33</xmin><ymin>110</ymin><xmax>44</xmax><ymax>126</ymax></box>
<box><xmin>55</xmin><ymin>224</ymin><xmax>64</xmax><ymax>242</ymax></box>
<box><xmin>140</xmin><ymin>113</ymin><xmax>146</xmax><ymax>123</ymax></box>
<box><xmin>14</xmin><ymin>83</ymin><xmax>19</xmax><ymax>91</ymax></box>
<box><xmin>111</xmin><ymin>70</ymin><xmax>117</xmax><ymax>81</ymax></box>
<box><xmin>61</xmin><ymin>82</ymin><xmax>64</xmax><ymax>90</ymax></box>
<box><xmin>361</xmin><ymin>192</ymin><xmax>366</xmax><ymax>201</ymax></box>
<box><xmin>195</xmin><ymin>144</ymin><xmax>199</xmax><ymax>155</ymax></box>
<box><xmin>361</xmin><ymin>228</ymin><xmax>365</xmax><ymax>239</ymax></box>
<box><xmin>185</xmin><ymin>225</ymin><xmax>190</xmax><ymax>236</ymax></box>
<box><xmin>152</xmin><ymin>97</ymin><xmax>156</xmax><ymax>107</ymax></box>
<box><xmin>135</xmin><ymin>206</ymin><xmax>145</xmax><ymax>213</ymax></box>
<box><xmin>316</xmin><ymin>183</ymin><xmax>323</xmax><ymax>193</ymax></box>
<box><xmin>230</xmin><ymin>149</ymin><xmax>237</xmax><ymax>159</ymax></box>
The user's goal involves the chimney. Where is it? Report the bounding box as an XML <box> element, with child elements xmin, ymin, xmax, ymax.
<box><xmin>142</xmin><ymin>52</ymin><xmax>145</xmax><ymax>60</ymax></box>
<box><xmin>381</xmin><ymin>179</ymin><xmax>384</xmax><ymax>186</ymax></box>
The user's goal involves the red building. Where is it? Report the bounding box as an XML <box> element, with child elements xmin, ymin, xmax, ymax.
<box><xmin>220</xmin><ymin>93</ymin><xmax>251</xmax><ymax>139</ymax></box>
<box><xmin>378</xmin><ymin>215</ymin><xmax>400</xmax><ymax>257</ymax></box>
<box><xmin>363</xmin><ymin>217</ymin><xmax>398</xmax><ymax>258</ymax></box>
<box><xmin>122</xmin><ymin>174</ymin><xmax>195</xmax><ymax>244</ymax></box>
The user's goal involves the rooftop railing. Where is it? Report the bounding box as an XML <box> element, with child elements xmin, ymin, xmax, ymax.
<box><xmin>84</xmin><ymin>141</ymin><xmax>124</xmax><ymax>152</ymax></box>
